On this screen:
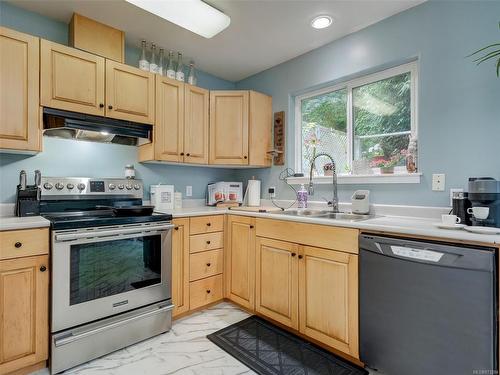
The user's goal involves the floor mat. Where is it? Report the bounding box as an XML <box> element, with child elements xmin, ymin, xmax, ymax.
<box><xmin>207</xmin><ymin>315</ymin><xmax>368</xmax><ymax>375</ymax></box>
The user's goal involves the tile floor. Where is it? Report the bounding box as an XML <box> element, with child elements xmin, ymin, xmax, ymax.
<box><xmin>34</xmin><ymin>302</ymin><xmax>375</xmax><ymax>375</ymax></box>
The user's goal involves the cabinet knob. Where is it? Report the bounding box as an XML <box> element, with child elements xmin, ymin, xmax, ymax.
<box><xmin>186</xmin><ymin>153</ymin><xmax>191</xmax><ymax>156</ymax></box>
<box><xmin>14</xmin><ymin>241</ymin><xmax>22</xmax><ymax>248</ymax></box>
<box><xmin>40</xmin><ymin>265</ymin><xmax>47</xmax><ymax>272</ymax></box>
<box><xmin>174</xmin><ymin>226</ymin><xmax>179</xmax><ymax>231</ymax></box>
<box><xmin>180</xmin><ymin>152</ymin><xmax>184</xmax><ymax>156</ymax></box>
<box><xmin>298</xmin><ymin>255</ymin><xmax>303</xmax><ymax>259</ymax></box>
<box><xmin>206</xmin><ymin>289</ymin><xmax>211</xmax><ymax>294</ymax></box>
<box><xmin>99</xmin><ymin>103</ymin><xmax>104</xmax><ymax>108</ymax></box>
<box><xmin>206</xmin><ymin>222</ymin><xmax>211</xmax><ymax>227</ymax></box>
<box><xmin>206</xmin><ymin>240</ymin><xmax>211</xmax><ymax>245</ymax></box>
<box><xmin>206</xmin><ymin>262</ymin><xmax>211</xmax><ymax>267</ymax></box>
<box><xmin>244</xmin><ymin>156</ymin><xmax>248</xmax><ymax>159</ymax></box>
<box><xmin>291</xmin><ymin>252</ymin><xmax>296</xmax><ymax>257</ymax></box>
<box><xmin>108</xmin><ymin>105</ymin><xmax>113</xmax><ymax>110</ymax></box>
<box><xmin>250</xmin><ymin>225</ymin><xmax>254</xmax><ymax>229</ymax></box>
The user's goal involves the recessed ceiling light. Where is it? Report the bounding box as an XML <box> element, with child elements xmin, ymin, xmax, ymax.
<box><xmin>311</xmin><ymin>15</ymin><xmax>333</xmax><ymax>29</ymax></box>
<box><xmin>125</xmin><ymin>0</ymin><xmax>230</xmax><ymax>39</ymax></box>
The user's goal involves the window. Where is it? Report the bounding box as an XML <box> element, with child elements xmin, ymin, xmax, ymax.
<box><xmin>296</xmin><ymin>62</ymin><xmax>418</xmax><ymax>179</ymax></box>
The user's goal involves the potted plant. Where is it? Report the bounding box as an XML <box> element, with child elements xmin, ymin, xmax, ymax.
<box><xmin>370</xmin><ymin>153</ymin><xmax>403</xmax><ymax>174</ymax></box>
<box><xmin>323</xmin><ymin>162</ymin><xmax>335</xmax><ymax>176</ymax></box>
<box><xmin>468</xmin><ymin>22</ymin><xmax>500</xmax><ymax>77</ymax></box>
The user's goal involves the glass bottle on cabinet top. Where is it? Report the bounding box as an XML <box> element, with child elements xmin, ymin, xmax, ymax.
<box><xmin>166</xmin><ymin>50</ymin><xmax>176</xmax><ymax>79</ymax></box>
<box><xmin>149</xmin><ymin>43</ymin><xmax>158</xmax><ymax>73</ymax></box>
<box><xmin>139</xmin><ymin>40</ymin><xmax>149</xmax><ymax>71</ymax></box>
<box><xmin>175</xmin><ymin>52</ymin><xmax>185</xmax><ymax>82</ymax></box>
<box><xmin>187</xmin><ymin>62</ymin><xmax>197</xmax><ymax>85</ymax></box>
<box><xmin>157</xmin><ymin>48</ymin><xmax>165</xmax><ymax>76</ymax></box>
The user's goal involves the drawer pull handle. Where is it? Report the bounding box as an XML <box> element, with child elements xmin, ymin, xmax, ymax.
<box><xmin>206</xmin><ymin>223</ymin><xmax>211</xmax><ymax>227</ymax></box>
<box><xmin>298</xmin><ymin>255</ymin><xmax>303</xmax><ymax>259</ymax></box>
<box><xmin>206</xmin><ymin>289</ymin><xmax>211</xmax><ymax>294</ymax></box>
<box><xmin>206</xmin><ymin>240</ymin><xmax>211</xmax><ymax>245</ymax></box>
<box><xmin>40</xmin><ymin>265</ymin><xmax>47</xmax><ymax>272</ymax></box>
<box><xmin>206</xmin><ymin>262</ymin><xmax>211</xmax><ymax>267</ymax></box>
<box><xmin>15</xmin><ymin>242</ymin><xmax>22</xmax><ymax>248</ymax></box>
<box><xmin>291</xmin><ymin>252</ymin><xmax>296</xmax><ymax>257</ymax></box>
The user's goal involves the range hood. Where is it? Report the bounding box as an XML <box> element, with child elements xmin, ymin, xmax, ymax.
<box><xmin>42</xmin><ymin>108</ymin><xmax>152</xmax><ymax>146</ymax></box>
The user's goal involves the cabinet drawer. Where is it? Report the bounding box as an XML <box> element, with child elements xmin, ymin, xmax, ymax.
<box><xmin>190</xmin><ymin>215</ymin><xmax>224</xmax><ymax>234</ymax></box>
<box><xmin>189</xmin><ymin>249</ymin><xmax>223</xmax><ymax>281</ymax></box>
<box><xmin>190</xmin><ymin>232</ymin><xmax>223</xmax><ymax>253</ymax></box>
<box><xmin>0</xmin><ymin>228</ymin><xmax>49</xmax><ymax>260</ymax></box>
<box><xmin>189</xmin><ymin>274</ymin><xmax>223</xmax><ymax>310</ymax></box>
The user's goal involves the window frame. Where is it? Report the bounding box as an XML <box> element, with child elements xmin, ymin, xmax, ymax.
<box><xmin>294</xmin><ymin>61</ymin><xmax>419</xmax><ymax>178</ymax></box>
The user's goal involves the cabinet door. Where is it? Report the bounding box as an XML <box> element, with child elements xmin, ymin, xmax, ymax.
<box><xmin>105</xmin><ymin>60</ymin><xmax>154</xmax><ymax>124</ymax></box>
<box><xmin>209</xmin><ymin>91</ymin><xmax>249</xmax><ymax>165</ymax></box>
<box><xmin>154</xmin><ymin>76</ymin><xmax>184</xmax><ymax>162</ymax></box>
<box><xmin>0</xmin><ymin>27</ymin><xmax>40</xmax><ymax>152</ymax></box>
<box><xmin>0</xmin><ymin>255</ymin><xmax>49</xmax><ymax>374</ymax></box>
<box><xmin>249</xmin><ymin>91</ymin><xmax>272</xmax><ymax>167</ymax></box>
<box><xmin>184</xmin><ymin>84</ymin><xmax>209</xmax><ymax>164</ymax></box>
<box><xmin>40</xmin><ymin>39</ymin><xmax>105</xmax><ymax>116</ymax></box>
<box><xmin>255</xmin><ymin>237</ymin><xmax>298</xmax><ymax>329</ymax></box>
<box><xmin>172</xmin><ymin>218</ymin><xmax>190</xmax><ymax>317</ymax></box>
<box><xmin>298</xmin><ymin>246</ymin><xmax>359</xmax><ymax>358</ymax></box>
<box><xmin>226</xmin><ymin>216</ymin><xmax>255</xmax><ymax>310</ymax></box>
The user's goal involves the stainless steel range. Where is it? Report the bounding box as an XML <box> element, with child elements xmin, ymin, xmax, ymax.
<box><xmin>40</xmin><ymin>177</ymin><xmax>174</xmax><ymax>374</ymax></box>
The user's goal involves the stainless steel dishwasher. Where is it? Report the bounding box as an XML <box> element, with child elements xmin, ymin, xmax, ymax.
<box><xmin>359</xmin><ymin>234</ymin><xmax>497</xmax><ymax>375</ymax></box>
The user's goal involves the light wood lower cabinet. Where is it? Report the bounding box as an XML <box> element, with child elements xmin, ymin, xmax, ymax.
<box><xmin>0</xmin><ymin>255</ymin><xmax>49</xmax><ymax>375</ymax></box>
<box><xmin>225</xmin><ymin>215</ymin><xmax>256</xmax><ymax>310</ymax></box>
<box><xmin>0</xmin><ymin>27</ymin><xmax>41</xmax><ymax>152</ymax></box>
<box><xmin>299</xmin><ymin>246</ymin><xmax>359</xmax><ymax>358</ymax></box>
<box><xmin>255</xmin><ymin>237</ymin><xmax>299</xmax><ymax>330</ymax></box>
<box><xmin>172</xmin><ymin>218</ymin><xmax>190</xmax><ymax>318</ymax></box>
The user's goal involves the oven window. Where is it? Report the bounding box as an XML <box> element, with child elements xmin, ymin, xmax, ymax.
<box><xmin>70</xmin><ymin>235</ymin><xmax>162</xmax><ymax>305</ymax></box>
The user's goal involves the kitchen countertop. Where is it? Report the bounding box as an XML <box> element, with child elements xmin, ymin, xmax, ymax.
<box><xmin>0</xmin><ymin>216</ymin><xmax>51</xmax><ymax>231</ymax></box>
<box><xmin>158</xmin><ymin>206</ymin><xmax>500</xmax><ymax>245</ymax></box>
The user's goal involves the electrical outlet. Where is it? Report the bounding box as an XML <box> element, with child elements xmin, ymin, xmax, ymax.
<box><xmin>268</xmin><ymin>186</ymin><xmax>276</xmax><ymax>198</ymax></box>
<box><xmin>449</xmin><ymin>188</ymin><xmax>464</xmax><ymax>206</ymax></box>
<box><xmin>186</xmin><ymin>185</ymin><xmax>192</xmax><ymax>197</ymax></box>
<box><xmin>432</xmin><ymin>174</ymin><xmax>446</xmax><ymax>191</ymax></box>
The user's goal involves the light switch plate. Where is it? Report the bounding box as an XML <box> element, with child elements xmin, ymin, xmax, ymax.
<box><xmin>186</xmin><ymin>185</ymin><xmax>193</xmax><ymax>197</ymax></box>
<box><xmin>432</xmin><ymin>174</ymin><xmax>446</xmax><ymax>191</ymax></box>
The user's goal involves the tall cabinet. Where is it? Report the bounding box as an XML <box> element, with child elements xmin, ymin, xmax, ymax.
<box><xmin>0</xmin><ymin>27</ymin><xmax>40</xmax><ymax>152</ymax></box>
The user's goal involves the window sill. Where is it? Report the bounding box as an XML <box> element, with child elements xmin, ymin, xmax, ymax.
<box><xmin>286</xmin><ymin>173</ymin><xmax>422</xmax><ymax>185</ymax></box>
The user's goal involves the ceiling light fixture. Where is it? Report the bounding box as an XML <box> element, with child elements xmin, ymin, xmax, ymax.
<box><xmin>125</xmin><ymin>0</ymin><xmax>230</xmax><ymax>38</ymax></box>
<box><xmin>311</xmin><ymin>15</ymin><xmax>333</xmax><ymax>29</ymax></box>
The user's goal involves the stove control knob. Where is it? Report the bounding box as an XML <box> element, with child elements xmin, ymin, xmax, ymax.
<box><xmin>77</xmin><ymin>183</ymin><xmax>86</xmax><ymax>191</ymax></box>
<box><xmin>125</xmin><ymin>184</ymin><xmax>133</xmax><ymax>190</ymax></box>
<box><xmin>66</xmin><ymin>183</ymin><xmax>74</xmax><ymax>190</ymax></box>
<box><xmin>118</xmin><ymin>184</ymin><xmax>125</xmax><ymax>190</ymax></box>
<box><xmin>108</xmin><ymin>183</ymin><xmax>116</xmax><ymax>190</ymax></box>
<box><xmin>133</xmin><ymin>184</ymin><xmax>141</xmax><ymax>190</ymax></box>
<box><xmin>43</xmin><ymin>182</ymin><xmax>53</xmax><ymax>190</ymax></box>
<box><xmin>55</xmin><ymin>182</ymin><xmax>64</xmax><ymax>190</ymax></box>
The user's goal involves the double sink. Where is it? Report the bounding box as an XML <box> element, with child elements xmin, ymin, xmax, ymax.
<box><xmin>276</xmin><ymin>209</ymin><xmax>376</xmax><ymax>222</ymax></box>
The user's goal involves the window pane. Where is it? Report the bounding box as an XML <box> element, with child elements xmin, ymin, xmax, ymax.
<box><xmin>301</xmin><ymin>88</ymin><xmax>348</xmax><ymax>175</ymax></box>
<box><xmin>353</xmin><ymin>72</ymin><xmax>411</xmax><ymax>173</ymax></box>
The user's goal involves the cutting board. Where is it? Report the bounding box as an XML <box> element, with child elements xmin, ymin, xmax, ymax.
<box><xmin>228</xmin><ymin>206</ymin><xmax>284</xmax><ymax>213</ymax></box>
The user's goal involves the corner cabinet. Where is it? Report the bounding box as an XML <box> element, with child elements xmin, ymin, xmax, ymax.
<box><xmin>0</xmin><ymin>27</ymin><xmax>41</xmax><ymax>152</ymax></box>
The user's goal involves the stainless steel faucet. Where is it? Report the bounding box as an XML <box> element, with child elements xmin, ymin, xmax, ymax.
<box><xmin>308</xmin><ymin>153</ymin><xmax>339</xmax><ymax>212</ymax></box>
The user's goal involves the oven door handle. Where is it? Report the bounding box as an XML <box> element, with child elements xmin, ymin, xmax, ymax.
<box><xmin>54</xmin><ymin>303</ymin><xmax>174</xmax><ymax>347</ymax></box>
<box><xmin>54</xmin><ymin>224</ymin><xmax>174</xmax><ymax>242</ymax></box>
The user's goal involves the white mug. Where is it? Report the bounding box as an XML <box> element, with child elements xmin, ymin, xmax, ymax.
<box><xmin>442</xmin><ymin>214</ymin><xmax>461</xmax><ymax>225</ymax></box>
<box><xmin>467</xmin><ymin>206</ymin><xmax>490</xmax><ymax>220</ymax></box>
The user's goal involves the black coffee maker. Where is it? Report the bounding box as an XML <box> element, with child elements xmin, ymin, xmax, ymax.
<box><xmin>467</xmin><ymin>177</ymin><xmax>500</xmax><ymax>227</ymax></box>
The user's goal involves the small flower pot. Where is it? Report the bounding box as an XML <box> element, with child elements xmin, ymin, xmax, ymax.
<box><xmin>324</xmin><ymin>170</ymin><xmax>333</xmax><ymax>176</ymax></box>
<box><xmin>380</xmin><ymin>166</ymin><xmax>394</xmax><ymax>174</ymax></box>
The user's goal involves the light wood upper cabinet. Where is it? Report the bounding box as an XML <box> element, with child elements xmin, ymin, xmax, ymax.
<box><xmin>298</xmin><ymin>246</ymin><xmax>359</xmax><ymax>358</ymax></box>
<box><xmin>105</xmin><ymin>60</ymin><xmax>155</xmax><ymax>124</ymax></box>
<box><xmin>255</xmin><ymin>237</ymin><xmax>299</xmax><ymax>329</ymax></box>
<box><xmin>172</xmin><ymin>218</ymin><xmax>190</xmax><ymax>318</ymax></box>
<box><xmin>0</xmin><ymin>255</ymin><xmax>49</xmax><ymax>374</ymax></box>
<box><xmin>225</xmin><ymin>215</ymin><xmax>256</xmax><ymax>310</ymax></box>
<box><xmin>41</xmin><ymin>39</ymin><xmax>105</xmax><ymax>116</ymax></box>
<box><xmin>0</xmin><ymin>27</ymin><xmax>40</xmax><ymax>152</ymax></box>
<box><xmin>184</xmin><ymin>84</ymin><xmax>209</xmax><ymax>164</ymax></box>
<box><xmin>154</xmin><ymin>76</ymin><xmax>184</xmax><ymax>162</ymax></box>
<box><xmin>249</xmin><ymin>91</ymin><xmax>273</xmax><ymax>167</ymax></box>
<box><xmin>210</xmin><ymin>91</ymin><xmax>249</xmax><ymax>165</ymax></box>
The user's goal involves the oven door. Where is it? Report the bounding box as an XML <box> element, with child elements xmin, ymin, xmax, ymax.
<box><xmin>52</xmin><ymin>222</ymin><xmax>173</xmax><ymax>332</ymax></box>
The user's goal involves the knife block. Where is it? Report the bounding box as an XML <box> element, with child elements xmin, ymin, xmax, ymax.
<box><xmin>15</xmin><ymin>185</ymin><xmax>40</xmax><ymax>217</ymax></box>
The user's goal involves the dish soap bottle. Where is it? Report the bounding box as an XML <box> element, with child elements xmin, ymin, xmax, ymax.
<box><xmin>297</xmin><ymin>184</ymin><xmax>308</xmax><ymax>209</ymax></box>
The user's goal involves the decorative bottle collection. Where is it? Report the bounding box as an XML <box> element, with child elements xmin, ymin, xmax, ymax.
<box><xmin>138</xmin><ymin>41</ymin><xmax>198</xmax><ymax>85</ymax></box>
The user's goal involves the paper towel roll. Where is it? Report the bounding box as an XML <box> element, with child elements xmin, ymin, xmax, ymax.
<box><xmin>247</xmin><ymin>179</ymin><xmax>261</xmax><ymax>207</ymax></box>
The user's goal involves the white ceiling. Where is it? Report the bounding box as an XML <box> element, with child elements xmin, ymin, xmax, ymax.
<box><xmin>8</xmin><ymin>0</ymin><xmax>425</xmax><ymax>82</ymax></box>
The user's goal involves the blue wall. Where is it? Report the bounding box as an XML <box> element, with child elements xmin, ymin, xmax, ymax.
<box><xmin>236</xmin><ymin>0</ymin><xmax>500</xmax><ymax>207</ymax></box>
<box><xmin>0</xmin><ymin>2</ymin><xmax>236</xmax><ymax>203</ymax></box>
